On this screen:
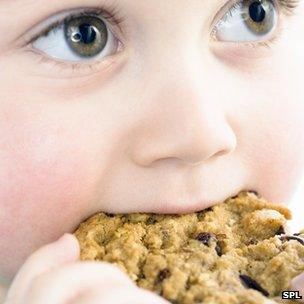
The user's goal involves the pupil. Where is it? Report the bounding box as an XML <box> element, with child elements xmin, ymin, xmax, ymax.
<box><xmin>78</xmin><ymin>23</ymin><xmax>97</xmax><ymax>44</ymax></box>
<box><xmin>249</xmin><ymin>1</ymin><xmax>266</xmax><ymax>22</ymax></box>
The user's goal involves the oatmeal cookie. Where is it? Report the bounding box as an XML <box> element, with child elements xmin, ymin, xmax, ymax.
<box><xmin>74</xmin><ymin>191</ymin><xmax>304</xmax><ymax>304</ymax></box>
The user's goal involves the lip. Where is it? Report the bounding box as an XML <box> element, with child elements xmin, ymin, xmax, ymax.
<box><xmin>149</xmin><ymin>198</ymin><xmax>220</xmax><ymax>214</ymax></box>
<box><xmin>146</xmin><ymin>189</ymin><xmax>256</xmax><ymax>215</ymax></box>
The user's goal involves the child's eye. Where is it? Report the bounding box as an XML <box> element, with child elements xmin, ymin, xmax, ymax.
<box><xmin>30</xmin><ymin>9</ymin><xmax>122</xmax><ymax>62</ymax></box>
<box><xmin>212</xmin><ymin>0</ymin><xmax>278</xmax><ymax>43</ymax></box>
<box><xmin>22</xmin><ymin>0</ymin><xmax>290</xmax><ymax>76</ymax></box>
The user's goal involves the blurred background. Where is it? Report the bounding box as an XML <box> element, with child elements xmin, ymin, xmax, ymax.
<box><xmin>288</xmin><ymin>174</ymin><xmax>304</xmax><ymax>233</ymax></box>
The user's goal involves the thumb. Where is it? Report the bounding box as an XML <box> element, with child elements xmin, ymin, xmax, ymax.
<box><xmin>291</xmin><ymin>274</ymin><xmax>304</xmax><ymax>303</ymax></box>
<box><xmin>5</xmin><ymin>233</ymin><xmax>79</xmax><ymax>303</ymax></box>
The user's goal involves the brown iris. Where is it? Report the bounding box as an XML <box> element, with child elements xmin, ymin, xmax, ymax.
<box><xmin>242</xmin><ymin>0</ymin><xmax>275</xmax><ymax>35</ymax></box>
<box><xmin>64</xmin><ymin>16</ymin><xmax>108</xmax><ymax>58</ymax></box>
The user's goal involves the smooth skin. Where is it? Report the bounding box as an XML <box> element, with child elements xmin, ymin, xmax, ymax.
<box><xmin>4</xmin><ymin>234</ymin><xmax>170</xmax><ymax>304</ymax></box>
<box><xmin>1</xmin><ymin>0</ymin><xmax>304</xmax><ymax>302</ymax></box>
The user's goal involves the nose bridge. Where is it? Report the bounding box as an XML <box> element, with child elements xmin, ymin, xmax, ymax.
<box><xmin>139</xmin><ymin>28</ymin><xmax>212</xmax><ymax>112</ymax></box>
<box><xmin>143</xmin><ymin>22</ymin><xmax>203</xmax><ymax>81</ymax></box>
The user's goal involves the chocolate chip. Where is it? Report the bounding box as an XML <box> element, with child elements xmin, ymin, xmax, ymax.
<box><xmin>155</xmin><ymin>269</ymin><xmax>171</xmax><ymax>284</ymax></box>
<box><xmin>279</xmin><ymin>235</ymin><xmax>304</xmax><ymax>245</ymax></box>
<box><xmin>137</xmin><ymin>273</ymin><xmax>146</xmax><ymax>280</ymax></box>
<box><xmin>239</xmin><ymin>274</ymin><xmax>269</xmax><ymax>297</ymax></box>
<box><xmin>231</xmin><ymin>195</ymin><xmax>238</xmax><ymax>199</ymax></box>
<box><xmin>215</xmin><ymin>243</ymin><xmax>223</xmax><ymax>256</ymax></box>
<box><xmin>185</xmin><ymin>278</ymin><xmax>191</xmax><ymax>290</ymax></box>
<box><xmin>195</xmin><ymin>232</ymin><xmax>214</xmax><ymax>246</ymax></box>
<box><xmin>105</xmin><ymin>212</ymin><xmax>115</xmax><ymax>217</ymax></box>
<box><xmin>247</xmin><ymin>239</ymin><xmax>258</xmax><ymax>245</ymax></box>
<box><xmin>275</xmin><ymin>225</ymin><xmax>285</xmax><ymax>235</ymax></box>
<box><xmin>204</xmin><ymin>206</ymin><xmax>213</xmax><ymax>212</ymax></box>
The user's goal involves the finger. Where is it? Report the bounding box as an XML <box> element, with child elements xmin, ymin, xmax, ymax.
<box><xmin>5</xmin><ymin>233</ymin><xmax>79</xmax><ymax>304</ymax></box>
<box><xmin>291</xmin><ymin>274</ymin><xmax>304</xmax><ymax>303</ymax></box>
<box><xmin>71</xmin><ymin>286</ymin><xmax>171</xmax><ymax>304</ymax></box>
<box><xmin>100</xmin><ymin>288</ymin><xmax>171</xmax><ymax>304</ymax></box>
<box><xmin>24</xmin><ymin>261</ymin><xmax>136</xmax><ymax>304</ymax></box>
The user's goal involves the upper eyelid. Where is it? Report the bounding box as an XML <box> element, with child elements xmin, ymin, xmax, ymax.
<box><xmin>22</xmin><ymin>6</ymin><xmax>124</xmax><ymax>47</ymax></box>
<box><xmin>210</xmin><ymin>0</ymin><xmax>283</xmax><ymax>30</ymax></box>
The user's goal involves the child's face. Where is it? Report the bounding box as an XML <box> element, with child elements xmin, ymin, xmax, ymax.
<box><xmin>1</xmin><ymin>0</ymin><xmax>304</xmax><ymax>280</ymax></box>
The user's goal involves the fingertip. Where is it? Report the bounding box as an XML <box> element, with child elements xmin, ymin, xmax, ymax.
<box><xmin>7</xmin><ymin>234</ymin><xmax>81</xmax><ymax>299</ymax></box>
<box><xmin>58</xmin><ymin>233</ymin><xmax>80</xmax><ymax>259</ymax></box>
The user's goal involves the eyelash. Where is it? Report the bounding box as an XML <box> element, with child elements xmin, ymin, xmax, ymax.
<box><xmin>27</xmin><ymin>4</ymin><xmax>125</xmax><ymax>46</ymax></box>
<box><xmin>26</xmin><ymin>0</ymin><xmax>296</xmax><ymax>72</ymax></box>
<box><xmin>211</xmin><ymin>0</ymin><xmax>284</xmax><ymax>50</ymax></box>
<box><xmin>24</xmin><ymin>4</ymin><xmax>125</xmax><ymax>74</ymax></box>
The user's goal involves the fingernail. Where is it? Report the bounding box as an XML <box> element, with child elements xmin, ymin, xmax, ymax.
<box><xmin>59</xmin><ymin>233</ymin><xmax>80</xmax><ymax>255</ymax></box>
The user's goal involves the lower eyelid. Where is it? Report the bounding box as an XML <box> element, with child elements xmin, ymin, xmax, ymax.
<box><xmin>23</xmin><ymin>45</ymin><xmax>125</xmax><ymax>79</ymax></box>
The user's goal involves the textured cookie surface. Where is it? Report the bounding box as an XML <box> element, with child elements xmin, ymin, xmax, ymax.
<box><xmin>74</xmin><ymin>191</ymin><xmax>304</xmax><ymax>304</ymax></box>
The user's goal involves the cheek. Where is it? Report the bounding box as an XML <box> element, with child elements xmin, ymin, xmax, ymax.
<box><xmin>0</xmin><ymin>102</ymin><xmax>102</xmax><ymax>278</ymax></box>
<box><xmin>236</xmin><ymin>41</ymin><xmax>304</xmax><ymax>203</ymax></box>
<box><xmin>250</xmin><ymin>100</ymin><xmax>304</xmax><ymax>202</ymax></box>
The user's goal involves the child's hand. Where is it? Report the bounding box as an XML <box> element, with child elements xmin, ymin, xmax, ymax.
<box><xmin>291</xmin><ymin>273</ymin><xmax>304</xmax><ymax>303</ymax></box>
<box><xmin>4</xmin><ymin>234</ymin><xmax>170</xmax><ymax>304</ymax></box>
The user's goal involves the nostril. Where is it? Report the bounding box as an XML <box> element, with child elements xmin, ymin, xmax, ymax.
<box><xmin>213</xmin><ymin>149</ymin><xmax>228</xmax><ymax>158</ymax></box>
<box><xmin>213</xmin><ymin>133</ymin><xmax>237</xmax><ymax>159</ymax></box>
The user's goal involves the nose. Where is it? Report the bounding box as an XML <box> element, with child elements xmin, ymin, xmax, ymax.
<box><xmin>128</xmin><ymin>15</ymin><xmax>238</xmax><ymax>167</ymax></box>
<box><xmin>130</xmin><ymin>79</ymin><xmax>237</xmax><ymax>167</ymax></box>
